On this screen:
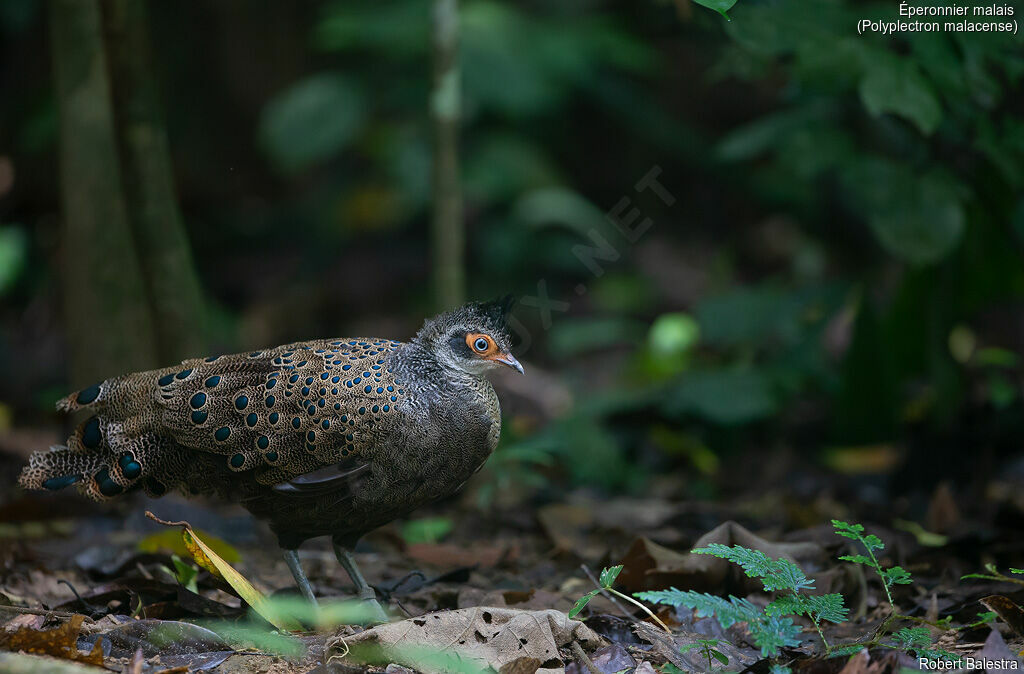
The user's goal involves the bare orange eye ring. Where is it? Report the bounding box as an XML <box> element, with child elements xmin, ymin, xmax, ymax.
<box><xmin>466</xmin><ymin>333</ymin><xmax>497</xmax><ymax>357</ymax></box>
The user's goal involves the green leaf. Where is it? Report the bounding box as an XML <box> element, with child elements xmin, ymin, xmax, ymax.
<box><xmin>802</xmin><ymin>594</ymin><xmax>849</xmax><ymax>623</ymax></box>
<box><xmin>1011</xmin><ymin>569</ymin><xmax>1024</xmax><ymax>575</ymax></box>
<box><xmin>862</xmin><ymin>535</ymin><xmax>885</xmax><ymax>552</ymax></box>
<box><xmin>832</xmin><ymin>520</ymin><xmax>864</xmax><ymax>534</ymax></box>
<box><xmin>693</xmin><ymin>544</ymin><xmax>814</xmax><ymax>593</ymax></box>
<box><xmin>401</xmin><ymin>517</ymin><xmax>454</xmax><ymax>544</ymax></box>
<box><xmin>0</xmin><ymin>226</ymin><xmax>27</xmax><ymax>295</ymax></box>
<box><xmin>568</xmin><ymin>589</ymin><xmax>600</xmax><ymax>619</ymax></box>
<box><xmin>648</xmin><ymin>313</ymin><xmax>700</xmax><ymax>357</ymax></box>
<box><xmin>664</xmin><ymin>370</ymin><xmax>778</xmax><ymax>426</ymax></box>
<box><xmin>258</xmin><ymin>73</ymin><xmax>365</xmax><ymax>173</ymax></box>
<box><xmin>892</xmin><ymin>626</ymin><xmax>931</xmax><ymax>649</ymax></box>
<box><xmin>599</xmin><ymin>565</ymin><xmax>623</xmax><ymax>589</ymax></box>
<box><xmin>710</xmin><ymin>649</ymin><xmax>730</xmax><ymax>665</ymax></box>
<box><xmin>170</xmin><ymin>554</ymin><xmax>199</xmax><ymax>594</ymax></box>
<box><xmin>691</xmin><ymin>0</ymin><xmax>738</xmax><ymax>20</ymax></box>
<box><xmin>843</xmin><ymin>159</ymin><xmax>966</xmax><ymax>265</ymax></box>
<box><xmin>838</xmin><ymin>554</ymin><xmax>874</xmax><ymax>566</ymax></box>
<box><xmin>883</xmin><ymin>566</ymin><xmax>913</xmax><ymax>586</ymax></box>
<box><xmin>859</xmin><ymin>55</ymin><xmax>942</xmax><ymax>135</ymax></box>
<box><xmin>749</xmin><ymin>615</ymin><xmax>803</xmax><ymax>657</ymax></box>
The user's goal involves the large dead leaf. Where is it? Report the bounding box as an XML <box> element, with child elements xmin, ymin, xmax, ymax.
<box><xmin>332</xmin><ymin>607</ymin><xmax>604</xmax><ymax>673</ymax></box>
<box><xmin>979</xmin><ymin>595</ymin><xmax>1024</xmax><ymax>637</ymax></box>
<box><xmin>0</xmin><ymin>614</ymin><xmax>103</xmax><ymax>666</ymax></box>
<box><xmin>619</xmin><ymin>521</ymin><xmax>824</xmax><ymax>593</ymax></box>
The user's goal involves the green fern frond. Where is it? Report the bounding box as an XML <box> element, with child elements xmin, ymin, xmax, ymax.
<box><xmin>892</xmin><ymin>627</ymin><xmax>930</xmax><ymax>649</ymax></box>
<box><xmin>692</xmin><ymin>544</ymin><xmax>815</xmax><ymax>593</ymax></box>
<box><xmin>635</xmin><ymin>588</ymin><xmax>762</xmax><ymax>628</ymax></box>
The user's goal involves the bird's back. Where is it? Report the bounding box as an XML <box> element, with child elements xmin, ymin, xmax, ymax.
<box><xmin>19</xmin><ymin>336</ymin><xmax>499</xmax><ymax>543</ymax></box>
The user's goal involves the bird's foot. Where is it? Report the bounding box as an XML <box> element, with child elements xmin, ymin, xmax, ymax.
<box><xmin>359</xmin><ymin>596</ymin><xmax>390</xmax><ymax>625</ymax></box>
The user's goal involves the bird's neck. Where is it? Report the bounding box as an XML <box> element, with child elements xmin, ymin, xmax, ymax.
<box><xmin>395</xmin><ymin>341</ymin><xmax>482</xmax><ymax>388</ymax></box>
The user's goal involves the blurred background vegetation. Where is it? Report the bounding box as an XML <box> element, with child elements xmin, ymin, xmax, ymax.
<box><xmin>1</xmin><ymin>0</ymin><xmax>1022</xmax><ymax>514</ymax></box>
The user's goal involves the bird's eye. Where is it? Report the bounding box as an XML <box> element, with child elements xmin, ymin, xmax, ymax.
<box><xmin>474</xmin><ymin>337</ymin><xmax>489</xmax><ymax>352</ymax></box>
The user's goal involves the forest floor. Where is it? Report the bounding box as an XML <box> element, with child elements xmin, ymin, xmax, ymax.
<box><xmin>1</xmin><ymin>431</ymin><xmax>1023</xmax><ymax>674</ymax></box>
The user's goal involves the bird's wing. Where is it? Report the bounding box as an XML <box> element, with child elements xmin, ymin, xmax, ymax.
<box><xmin>20</xmin><ymin>337</ymin><xmax>411</xmax><ymax>501</ymax></box>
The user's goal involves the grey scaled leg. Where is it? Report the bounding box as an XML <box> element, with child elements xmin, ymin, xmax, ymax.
<box><xmin>332</xmin><ymin>542</ymin><xmax>388</xmax><ymax>623</ymax></box>
<box><xmin>283</xmin><ymin>548</ymin><xmax>319</xmax><ymax>607</ymax></box>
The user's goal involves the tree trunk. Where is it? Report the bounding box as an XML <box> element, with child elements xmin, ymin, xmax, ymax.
<box><xmin>430</xmin><ymin>0</ymin><xmax>464</xmax><ymax>311</ymax></box>
<box><xmin>101</xmin><ymin>0</ymin><xmax>207</xmax><ymax>363</ymax></box>
<box><xmin>50</xmin><ymin>0</ymin><xmax>158</xmax><ymax>386</ymax></box>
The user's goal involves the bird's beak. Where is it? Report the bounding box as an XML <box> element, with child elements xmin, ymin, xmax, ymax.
<box><xmin>494</xmin><ymin>353</ymin><xmax>524</xmax><ymax>374</ymax></box>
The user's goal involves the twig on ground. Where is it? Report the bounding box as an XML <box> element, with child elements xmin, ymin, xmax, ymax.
<box><xmin>0</xmin><ymin>605</ymin><xmax>95</xmax><ymax>622</ymax></box>
<box><xmin>570</xmin><ymin>640</ymin><xmax>602</xmax><ymax>674</ymax></box>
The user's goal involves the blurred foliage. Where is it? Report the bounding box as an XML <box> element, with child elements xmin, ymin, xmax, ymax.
<box><xmin>0</xmin><ymin>0</ymin><xmax>1022</xmax><ymax>498</ymax></box>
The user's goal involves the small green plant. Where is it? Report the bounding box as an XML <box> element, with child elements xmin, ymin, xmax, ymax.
<box><xmin>636</xmin><ymin>543</ymin><xmax>844</xmax><ymax>662</ymax></box>
<box><xmin>678</xmin><ymin>638</ymin><xmax>730</xmax><ymax>671</ymax></box>
<box><xmin>170</xmin><ymin>553</ymin><xmax>199</xmax><ymax>593</ymax></box>
<box><xmin>961</xmin><ymin>564</ymin><xmax>1024</xmax><ymax>587</ymax></box>
<box><xmin>630</xmin><ymin>521</ymin><xmax>966</xmax><ymax>671</ymax></box>
<box><xmin>568</xmin><ymin>565</ymin><xmax>672</xmax><ymax>633</ymax></box>
<box><xmin>833</xmin><ymin>520</ymin><xmax>912</xmax><ymax>610</ymax></box>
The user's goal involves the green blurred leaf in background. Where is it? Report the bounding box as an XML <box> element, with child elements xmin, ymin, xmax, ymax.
<box><xmin>258</xmin><ymin>73</ymin><xmax>366</xmax><ymax>174</ymax></box>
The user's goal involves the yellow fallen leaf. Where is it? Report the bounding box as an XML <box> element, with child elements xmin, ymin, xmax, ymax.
<box><xmin>137</xmin><ymin>527</ymin><xmax>241</xmax><ymax>563</ymax></box>
<box><xmin>146</xmin><ymin>511</ymin><xmax>301</xmax><ymax>632</ymax></box>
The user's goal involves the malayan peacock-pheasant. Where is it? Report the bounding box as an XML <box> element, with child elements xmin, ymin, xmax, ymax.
<box><xmin>19</xmin><ymin>298</ymin><xmax>522</xmax><ymax>619</ymax></box>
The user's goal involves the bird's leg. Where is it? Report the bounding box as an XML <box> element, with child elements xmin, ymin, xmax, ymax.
<box><xmin>283</xmin><ymin>548</ymin><xmax>319</xmax><ymax>607</ymax></box>
<box><xmin>332</xmin><ymin>542</ymin><xmax>388</xmax><ymax>623</ymax></box>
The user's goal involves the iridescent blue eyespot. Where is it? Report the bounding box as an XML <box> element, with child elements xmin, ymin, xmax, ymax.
<box><xmin>76</xmin><ymin>384</ymin><xmax>101</xmax><ymax>404</ymax></box>
<box><xmin>215</xmin><ymin>426</ymin><xmax>231</xmax><ymax>441</ymax></box>
<box><xmin>190</xmin><ymin>392</ymin><xmax>206</xmax><ymax>408</ymax></box>
<box><xmin>82</xmin><ymin>417</ymin><xmax>101</xmax><ymax>448</ymax></box>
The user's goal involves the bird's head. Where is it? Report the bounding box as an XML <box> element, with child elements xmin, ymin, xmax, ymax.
<box><xmin>415</xmin><ymin>296</ymin><xmax>523</xmax><ymax>376</ymax></box>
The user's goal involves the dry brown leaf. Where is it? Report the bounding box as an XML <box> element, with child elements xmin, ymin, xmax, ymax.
<box><xmin>405</xmin><ymin>542</ymin><xmax>506</xmax><ymax>568</ymax></box>
<box><xmin>0</xmin><ymin>614</ymin><xmax>103</xmax><ymax>666</ymax></box>
<box><xmin>836</xmin><ymin>648</ymin><xmax>890</xmax><ymax>674</ymax></box>
<box><xmin>498</xmin><ymin>656</ymin><xmax>542</xmax><ymax>674</ymax></box>
<box><xmin>332</xmin><ymin>607</ymin><xmax>604</xmax><ymax>674</ymax></box>
<box><xmin>633</xmin><ymin>621</ymin><xmax>759</xmax><ymax>672</ymax></box>
<box><xmin>980</xmin><ymin>595</ymin><xmax>1024</xmax><ymax>637</ymax></box>
<box><xmin>926</xmin><ymin>482</ymin><xmax>961</xmax><ymax>534</ymax></box>
<box><xmin>619</xmin><ymin>521</ymin><xmax>824</xmax><ymax>593</ymax></box>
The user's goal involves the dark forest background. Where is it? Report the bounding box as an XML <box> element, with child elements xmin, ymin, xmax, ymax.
<box><xmin>1</xmin><ymin>0</ymin><xmax>1023</xmax><ymax>518</ymax></box>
